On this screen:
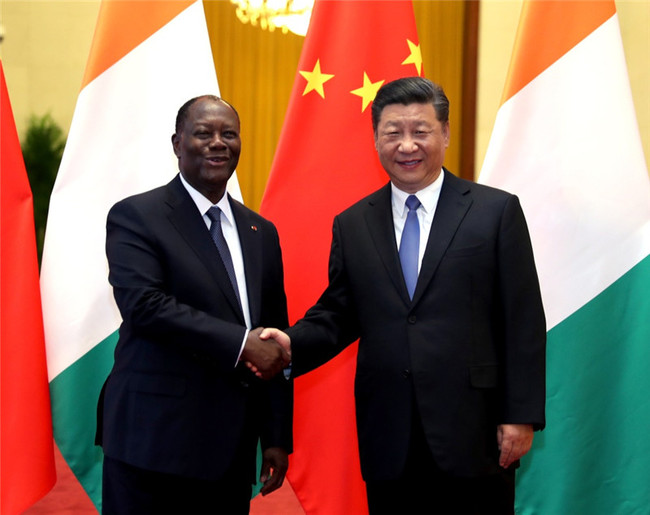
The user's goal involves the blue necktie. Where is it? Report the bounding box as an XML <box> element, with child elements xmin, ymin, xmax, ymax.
<box><xmin>399</xmin><ymin>195</ymin><xmax>421</xmax><ymax>299</ymax></box>
<box><xmin>207</xmin><ymin>207</ymin><xmax>241</xmax><ymax>308</ymax></box>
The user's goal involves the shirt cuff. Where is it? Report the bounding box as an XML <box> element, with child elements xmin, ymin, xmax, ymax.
<box><xmin>236</xmin><ymin>328</ymin><xmax>249</xmax><ymax>367</ymax></box>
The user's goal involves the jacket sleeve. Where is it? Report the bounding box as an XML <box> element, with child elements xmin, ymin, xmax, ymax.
<box><xmin>106</xmin><ymin>198</ymin><xmax>246</xmax><ymax>370</ymax></box>
<box><xmin>496</xmin><ymin>195</ymin><xmax>546</xmax><ymax>429</ymax></box>
<box><xmin>287</xmin><ymin>215</ymin><xmax>361</xmax><ymax>376</ymax></box>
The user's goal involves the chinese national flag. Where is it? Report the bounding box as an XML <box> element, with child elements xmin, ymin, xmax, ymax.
<box><xmin>0</xmin><ymin>59</ymin><xmax>56</xmax><ymax>515</ymax></box>
<box><xmin>260</xmin><ymin>2</ymin><xmax>421</xmax><ymax>513</ymax></box>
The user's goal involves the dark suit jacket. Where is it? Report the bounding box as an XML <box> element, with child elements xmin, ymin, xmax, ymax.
<box><xmin>97</xmin><ymin>174</ymin><xmax>292</xmax><ymax>481</ymax></box>
<box><xmin>287</xmin><ymin>170</ymin><xmax>545</xmax><ymax>482</ymax></box>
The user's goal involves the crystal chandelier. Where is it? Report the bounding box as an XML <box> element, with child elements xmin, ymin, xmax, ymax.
<box><xmin>230</xmin><ymin>0</ymin><xmax>313</xmax><ymax>37</ymax></box>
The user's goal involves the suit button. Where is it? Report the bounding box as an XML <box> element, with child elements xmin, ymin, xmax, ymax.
<box><xmin>408</xmin><ymin>316</ymin><xmax>416</xmax><ymax>324</ymax></box>
<box><xmin>402</xmin><ymin>369</ymin><xmax>411</xmax><ymax>378</ymax></box>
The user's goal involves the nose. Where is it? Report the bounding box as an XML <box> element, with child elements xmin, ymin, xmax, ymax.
<box><xmin>398</xmin><ymin>135</ymin><xmax>418</xmax><ymax>153</ymax></box>
<box><xmin>209</xmin><ymin>133</ymin><xmax>227</xmax><ymax>148</ymax></box>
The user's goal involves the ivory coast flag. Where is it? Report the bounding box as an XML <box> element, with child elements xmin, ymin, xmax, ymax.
<box><xmin>479</xmin><ymin>1</ymin><xmax>650</xmax><ymax>513</ymax></box>
<box><xmin>1</xmin><ymin>60</ymin><xmax>56</xmax><ymax>515</ymax></box>
<box><xmin>260</xmin><ymin>1</ymin><xmax>421</xmax><ymax>513</ymax></box>
<box><xmin>40</xmin><ymin>1</ymin><xmax>240</xmax><ymax>509</ymax></box>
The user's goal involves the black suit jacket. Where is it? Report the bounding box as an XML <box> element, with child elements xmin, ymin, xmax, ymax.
<box><xmin>287</xmin><ymin>170</ymin><xmax>545</xmax><ymax>481</ymax></box>
<box><xmin>97</xmin><ymin>175</ymin><xmax>292</xmax><ymax>481</ymax></box>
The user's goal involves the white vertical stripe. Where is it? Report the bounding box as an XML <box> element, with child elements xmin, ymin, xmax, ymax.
<box><xmin>41</xmin><ymin>1</ymin><xmax>240</xmax><ymax>379</ymax></box>
<box><xmin>479</xmin><ymin>15</ymin><xmax>650</xmax><ymax>330</ymax></box>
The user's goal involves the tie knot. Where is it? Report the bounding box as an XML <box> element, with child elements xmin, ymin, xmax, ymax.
<box><xmin>207</xmin><ymin>206</ymin><xmax>222</xmax><ymax>224</ymax></box>
<box><xmin>406</xmin><ymin>195</ymin><xmax>421</xmax><ymax>211</ymax></box>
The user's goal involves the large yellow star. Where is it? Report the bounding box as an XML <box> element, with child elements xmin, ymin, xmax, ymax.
<box><xmin>299</xmin><ymin>59</ymin><xmax>334</xmax><ymax>98</ymax></box>
<box><xmin>350</xmin><ymin>72</ymin><xmax>385</xmax><ymax>112</ymax></box>
<box><xmin>401</xmin><ymin>39</ymin><xmax>423</xmax><ymax>76</ymax></box>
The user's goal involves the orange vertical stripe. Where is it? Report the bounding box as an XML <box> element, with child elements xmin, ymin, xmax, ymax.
<box><xmin>82</xmin><ymin>0</ymin><xmax>195</xmax><ymax>88</ymax></box>
<box><xmin>503</xmin><ymin>0</ymin><xmax>617</xmax><ymax>103</ymax></box>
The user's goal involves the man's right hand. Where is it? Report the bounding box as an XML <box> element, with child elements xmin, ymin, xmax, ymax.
<box><xmin>260</xmin><ymin>328</ymin><xmax>291</xmax><ymax>357</ymax></box>
<box><xmin>244</xmin><ymin>328</ymin><xmax>292</xmax><ymax>379</ymax></box>
<box><xmin>241</xmin><ymin>327</ymin><xmax>290</xmax><ymax>380</ymax></box>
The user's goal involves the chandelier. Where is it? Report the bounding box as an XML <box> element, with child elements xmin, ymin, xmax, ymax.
<box><xmin>230</xmin><ymin>0</ymin><xmax>313</xmax><ymax>37</ymax></box>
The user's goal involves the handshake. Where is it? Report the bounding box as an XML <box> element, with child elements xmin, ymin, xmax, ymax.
<box><xmin>241</xmin><ymin>327</ymin><xmax>291</xmax><ymax>380</ymax></box>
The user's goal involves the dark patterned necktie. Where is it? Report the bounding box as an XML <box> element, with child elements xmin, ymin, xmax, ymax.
<box><xmin>207</xmin><ymin>206</ymin><xmax>241</xmax><ymax>307</ymax></box>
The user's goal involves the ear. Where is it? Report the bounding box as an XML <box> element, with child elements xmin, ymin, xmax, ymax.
<box><xmin>442</xmin><ymin>121</ymin><xmax>450</xmax><ymax>147</ymax></box>
<box><xmin>171</xmin><ymin>133</ymin><xmax>181</xmax><ymax>157</ymax></box>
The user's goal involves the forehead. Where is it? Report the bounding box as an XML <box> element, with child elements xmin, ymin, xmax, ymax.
<box><xmin>185</xmin><ymin>99</ymin><xmax>239</xmax><ymax>127</ymax></box>
<box><xmin>378</xmin><ymin>102</ymin><xmax>438</xmax><ymax>125</ymax></box>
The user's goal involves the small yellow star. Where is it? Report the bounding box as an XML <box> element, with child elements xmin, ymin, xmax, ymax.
<box><xmin>401</xmin><ymin>39</ymin><xmax>422</xmax><ymax>76</ymax></box>
<box><xmin>350</xmin><ymin>72</ymin><xmax>385</xmax><ymax>112</ymax></box>
<box><xmin>299</xmin><ymin>59</ymin><xmax>335</xmax><ymax>98</ymax></box>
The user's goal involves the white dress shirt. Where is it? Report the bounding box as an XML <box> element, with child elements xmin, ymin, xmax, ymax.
<box><xmin>180</xmin><ymin>174</ymin><xmax>250</xmax><ymax>364</ymax></box>
<box><xmin>391</xmin><ymin>170</ymin><xmax>444</xmax><ymax>274</ymax></box>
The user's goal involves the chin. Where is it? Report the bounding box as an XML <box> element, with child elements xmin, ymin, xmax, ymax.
<box><xmin>395</xmin><ymin>180</ymin><xmax>423</xmax><ymax>193</ymax></box>
<box><xmin>203</xmin><ymin>168</ymin><xmax>234</xmax><ymax>182</ymax></box>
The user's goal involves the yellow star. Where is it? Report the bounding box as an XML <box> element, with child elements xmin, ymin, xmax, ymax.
<box><xmin>350</xmin><ymin>72</ymin><xmax>385</xmax><ymax>112</ymax></box>
<box><xmin>299</xmin><ymin>59</ymin><xmax>335</xmax><ymax>98</ymax></box>
<box><xmin>401</xmin><ymin>39</ymin><xmax>423</xmax><ymax>76</ymax></box>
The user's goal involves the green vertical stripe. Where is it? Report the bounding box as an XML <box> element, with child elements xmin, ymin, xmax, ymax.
<box><xmin>50</xmin><ymin>331</ymin><xmax>118</xmax><ymax>511</ymax></box>
<box><xmin>516</xmin><ymin>255</ymin><xmax>650</xmax><ymax>514</ymax></box>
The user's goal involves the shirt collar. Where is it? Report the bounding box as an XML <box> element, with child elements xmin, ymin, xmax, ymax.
<box><xmin>179</xmin><ymin>173</ymin><xmax>235</xmax><ymax>226</ymax></box>
<box><xmin>391</xmin><ymin>169</ymin><xmax>445</xmax><ymax>216</ymax></box>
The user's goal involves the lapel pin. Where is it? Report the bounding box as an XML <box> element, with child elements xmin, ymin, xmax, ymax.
<box><xmin>251</xmin><ymin>225</ymin><xmax>258</xmax><ymax>232</ymax></box>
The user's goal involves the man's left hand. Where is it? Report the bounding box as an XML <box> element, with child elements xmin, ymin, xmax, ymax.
<box><xmin>259</xmin><ymin>447</ymin><xmax>289</xmax><ymax>496</ymax></box>
<box><xmin>497</xmin><ymin>424</ymin><xmax>534</xmax><ymax>468</ymax></box>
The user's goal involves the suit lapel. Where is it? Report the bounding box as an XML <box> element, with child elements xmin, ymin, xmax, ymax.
<box><xmin>412</xmin><ymin>170</ymin><xmax>472</xmax><ymax>305</ymax></box>
<box><xmin>164</xmin><ymin>176</ymin><xmax>245</xmax><ymax>322</ymax></box>
<box><xmin>364</xmin><ymin>184</ymin><xmax>412</xmax><ymax>305</ymax></box>
<box><xmin>230</xmin><ymin>197</ymin><xmax>262</xmax><ymax>327</ymax></box>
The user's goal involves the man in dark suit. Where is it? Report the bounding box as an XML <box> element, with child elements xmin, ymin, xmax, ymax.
<box><xmin>97</xmin><ymin>95</ymin><xmax>292</xmax><ymax>514</ymax></box>
<box><xmin>261</xmin><ymin>77</ymin><xmax>546</xmax><ymax>514</ymax></box>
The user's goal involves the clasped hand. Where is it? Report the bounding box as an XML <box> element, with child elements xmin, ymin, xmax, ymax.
<box><xmin>242</xmin><ymin>328</ymin><xmax>291</xmax><ymax>379</ymax></box>
<box><xmin>241</xmin><ymin>327</ymin><xmax>291</xmax><ymax>380</ymax></box>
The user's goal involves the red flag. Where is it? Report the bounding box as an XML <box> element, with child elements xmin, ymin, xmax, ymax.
<box><xmin>0</xmin><ymin>60</ymin><xmax>56</xmax><ymax>514</ymax></box>
<box><xmin>260</xmin><ymin>2</ymin><xmax>421</xmax><ymax>513</ymax></box>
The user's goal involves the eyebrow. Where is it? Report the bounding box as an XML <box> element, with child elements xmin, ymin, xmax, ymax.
<box><xmin>381</xmin><ymin>120</ymin><xmax>432</xmax><ymax>128</ymax></box>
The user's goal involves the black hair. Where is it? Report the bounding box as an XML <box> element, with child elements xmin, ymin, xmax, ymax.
<box><xmin>371</xmin><ymin>77</ymin><xmax>449</xmax><ymax>133</ymax></box>
<box><xmin>174</xmin><ymin>95</ymin><xmax>240</xmax><ymax>134</ymax></box>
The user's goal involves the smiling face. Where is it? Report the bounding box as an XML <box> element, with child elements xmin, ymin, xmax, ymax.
<box><xmin>374</xmin><ymin>102</ymin><xmax>449</xmax><ymax>193</ymax></box>
<box><xmin>172</xmin><ymin>97</ymin><xmax>241</xmax><ymax>203</ymax></box>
